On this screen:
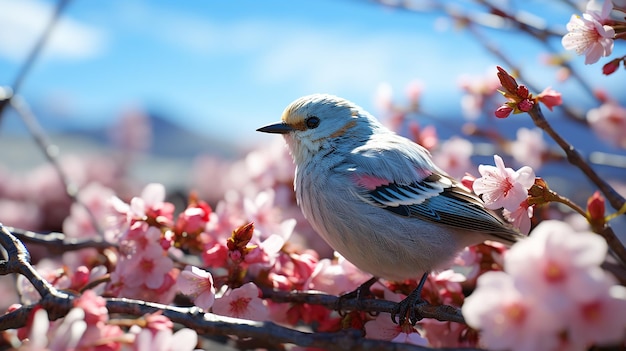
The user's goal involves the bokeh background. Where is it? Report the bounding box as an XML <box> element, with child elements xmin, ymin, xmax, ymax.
<box><xmin>0</xmin><ymin>0</ymin><xmax>625</xmax><ymax>234</ymax></box>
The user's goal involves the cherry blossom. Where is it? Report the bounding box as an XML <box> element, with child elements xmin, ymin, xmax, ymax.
<box><xmin>562</xmin><ymin>0</ymin><xmax>615</xmax><ymax>64</ymax></box>
<box><xmin>365</xmin><ymin>313</ymin><xmax>428</xmax><ymax>346</ymax></box>
<box><xmin>505</xmin><ymin>220</ymin><xmax>609</xmax><ymax>314</ymax></box>
<box><xmin>113</xmin><ymin>240</ymin><xmax>175</xmax><ymax>293</ymax></box>
<box><xmin>510</xmin><ymin>128</ymin><xmax>547</xmax><ymax>170</ymax></box>
<box><xmin>177</xmin><ymin>265</ymin><xmax>216</xmax><ymax>310</ymax></box>
<box><xmin>73</xmin><ymin>290</ymin><xmax>108</xmax><ymax>326</ymax></box>
<box><xmin>502</xmin><ymin>200</ymin><xmax>533</xmax><ymax>234</ymax></box>
<box><xmin>307</xmin><ymin>252</ymin><xmax>371</xmax><ymax>295</ymax></box>
<box><xmin>567</xmin><ymin>276</ymin><xmax>626</xmax><ymax>347</ymax></box>
<box><xmin>212</xmin><ymin>282</ymin><xmax>269</xmax><ymax>321</ymax></box>
<box><xmin>133</xmin><ymin>327</ymin><xmax>198</xmax><ymax>351</ymax></box>
<box><xmin>587</xmin><ymin>102</ymin><xmax>626</xmax><ymax>148</ymax></box>
<box><xmin>432</xmin><ymin>137</ymin><xmax>474</xmax><ymax>180</ymax></box>
<box><xmin>463</xmin><ymin>271</ymin><xmax>561</xmax><ymax>351</ymax></box>
<box><xmin>536</xmin><ymin>87</ymin><xmax>563</xmax><ymax>111</ymax></box>
<box><xmin>472</xmin><ymin>155</ymin><xmax>535</xmax><ymax>211</ymax></box>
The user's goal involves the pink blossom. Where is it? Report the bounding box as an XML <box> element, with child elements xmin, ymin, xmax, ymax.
<box><xmin>365</xmin><ymin>313</ymin><xmax>428</xmax><ymax>346</ymax></box>
<box><xmin>458</xmin><ymin>68</ymin><xmax>501</xmax><ymax>120</ymax></box>
<box><xmin>505</xmin><ymin>220</ymin><xmax>609</xmax><ymax>314</ymax></box>
<box><xmin>120</xmin><ymin>242</ymin><xmax>174</xmax><ymax>289</ymax></box>
<box><xmin>462</xmin><ymin>271</ymin><xmax>561</xmax><ymax>351</ymax></box>
<box><xmin>212</xmin><ymin>282</ymin><xmax>269</xmax><ymax>321</ymax></box>
<box><xmin>202</xmin><ymin>242</ymin><xmax>229</xmax><ymax>268</ymax></box>
<box><xmin>175</xmin><ymin>206</ymin><xmax>209</xmax><ymax>234</ymax></box>
<box><xmin>562</xmin><ymin>0</ymin><xmax>615</xmax><ymax>64</ymax></box>
<box><xmin>587</xmin><ymin>102</ymin><xmax>626</xmax><ymax>148</ymax></box>
<box><xmin>537</xmin><ymin>87</ymin><xmax>562</xmax><ymax>111</ymax></box>
<box><xmin>503</xmin><ymin>200</ymin><xmax>533</xmax><ymax>235</ymax></box>
<box><xmin>177</xmin><ymin>265</ymin><xmax>216</xmax><ymax>310</ymax></box>
<box><xmin>510</xmin><ymin>128</ymin><xmax>547</xmax><ymax>170</ymax></box>
<box><xmin>119</xmin><ymin>183</ymin><xmax>175</xmax><ymax>224</ymax></box>
<box><xmin>143</xmin><ymin>311</ymin><xmax>174</xmax><ymax>334</ymax></box>
<box><xmin>567</xmin><ymin>277</ymin><xmax>626</xmax><ymax>347</ymax></box>
<box><xmin>307</xmin><ymin>252</ymin><xmax>372</xmax><ymax>295</ymax></box>
<box><xmin>432</xmin><ymin>137</ymin><xmax>474</xmax><ymax>180</ymax></box>
<box><xmin>419</xmin><ymin>319</ymin><xmax>472</xmax><ymax>348</ymax></box>
<box><xmin>264</xmin><ymin>250</ymin><xmax>318</xmax><ymax>291</ymax></box>
<box><xmin>73</xmin><ymin>290</ymin><xmax>108</xmax><ymax>326</ymax></box>
<box><xmin>133</xmin><ymin>327</ymin><xmax>197</xmax><ymax>351</ymax></box>
<box><xmin>472</xmin><ymin>155</ymin><xmax>535</xmax><ymax>211</ymax></box>
<box><xmin>243</xmin><ymin>190</ymin><xmax>296</xmax><ymax>241</ymax></box>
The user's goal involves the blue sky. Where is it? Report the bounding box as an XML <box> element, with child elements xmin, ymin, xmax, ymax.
<box><xmin>0</xmin><ymin>0</ymin><xmax>623</xmax><ymax>145</ymax></box>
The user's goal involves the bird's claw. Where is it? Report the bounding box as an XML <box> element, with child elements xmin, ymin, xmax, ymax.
<box><xmin>391</xmin><ymin>295</ymin><xmax>427</xmax><ymax>325</ymax></box>
<box><xmin>336</xmin><ymin>276</ymin><xmax>378</xmax><ymax>316</ymax></box>
<box><xmin>391</xmin><ymin>272</ymin><xmax>430</xmax><ymax>325</ymax></box>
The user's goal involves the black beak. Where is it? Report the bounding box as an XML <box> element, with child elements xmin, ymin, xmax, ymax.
<box><xmin>256</xmin><ymin>122</ymin><xmax>294</xmax><ymax>134</ymax></box>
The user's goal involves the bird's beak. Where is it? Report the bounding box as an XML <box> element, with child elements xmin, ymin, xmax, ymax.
<box><xmin>256</xmin><ymin>122</ymin><xmax>294</xmax><ymax>134</ymax></box>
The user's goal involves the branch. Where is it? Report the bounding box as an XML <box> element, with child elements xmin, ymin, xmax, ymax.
<box><xmin>0</xmin><ymin>225</ymin><xmax>73</xmax><ymax>303</ymax></box>
<box><xmin>259</xmin><ymin>287</ymin><xmax>466</xmax><ymax>324</ymax></box>
<box><xmin>6</xmin><ymin>226</ymin><xmax>114</xmax><ymax>253</ymax></box>
<box><xmin>0</xmin><ymin>223</ymin><xmax>471</xmax><ymax>350</ymax></box>
<box><xmin>528</xmin><ymin>106</ymin><xmax>626</xmax><ymax>213</ymax></box>
<box><xmin>1</xmin><ymin>298</ymin><xmax>479</xmax><ymax>351</ymax></box>
<box><xmin>527</xmin><ymin>106</ymin><xmax>626</xmax><ymax>264</ymax></box>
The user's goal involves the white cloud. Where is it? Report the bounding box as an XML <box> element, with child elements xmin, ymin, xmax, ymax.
<box><xmin>0</xmin><ymin>0</ymin><xmax>106</xmax><ymax>62</ymax></box>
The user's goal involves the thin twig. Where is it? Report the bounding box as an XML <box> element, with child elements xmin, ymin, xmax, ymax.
<box><xmin>527</xmin><ymin>106</ymin><xmax>626</xmax><ymax>264</ymax></box>
<box><xmin>9</xmin><ymin>97</ymin><xmax>104</xmax><ymax>236</ymax></box>
<box><xmin>6</xmin><ymin>226</ymin><xmax>114</xmax><ymax>253</ymax></box>
<box><xmin>0</xmin><ymin>0</ymin><xmax>72</xmax><ymax>120</ymax></box>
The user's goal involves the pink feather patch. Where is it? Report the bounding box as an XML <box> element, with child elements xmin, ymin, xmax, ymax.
<box><xmin>352</xmin><ymin>174</ymin><xmax>391</xmax><ymax>190</ymax></box>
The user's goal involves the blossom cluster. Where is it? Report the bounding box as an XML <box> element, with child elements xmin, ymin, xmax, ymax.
<box><xmin>463</xmin><ymin>220</ymin><xmax>626</xmax><ymax>351</ymax></box>
<box><xmin>561</xmin><ymin>0</ymin><xmax>623</xmax><ymax>65</ymax></box>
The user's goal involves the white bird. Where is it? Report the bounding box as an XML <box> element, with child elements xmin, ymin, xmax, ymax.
<box><xmin>257</xmin><ymin>94</ymin><xmax>523</xmax><ymax>324</ymax></box>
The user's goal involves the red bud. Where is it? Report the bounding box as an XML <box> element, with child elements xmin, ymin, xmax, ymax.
<box><xmin>517</xmin><ymin>99</ymin><xmax>534</xmax><ymax>112</ymax></box>
<box><xmin>495</xmin><ymin>105</ymin><xmax>513</xmax><ymax>118</ymax></box>
<box><xmin>587</xmin><ymin>191</ymin><xmax>605</xmax><ymax>226</ymax></box>
<box><xmin>602</xmin><ymin>59</ymin><xmax>621</xmax><ymax>75</ymax></box>
<box><xmin>496</xmin><ymin>66</ymin><xmax>519</xmax><ymax>94</ymax></box>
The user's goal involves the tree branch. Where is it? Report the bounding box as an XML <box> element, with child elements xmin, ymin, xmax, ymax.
<box><xmin>6</xmin><ymin>226</ymin><xmax>114</xmax><ymax>253</ymax></box>
<box><xmin>259</xmin><ymin>287</ymin><xmax>466</xmax><ymax>324</ymax></box>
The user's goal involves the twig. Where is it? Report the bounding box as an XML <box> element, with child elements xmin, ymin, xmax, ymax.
<box><xmin>9</xmin><ymin>97</ymin><xmax>104</xmax><ymax>237</ymax></box>
<box><xmin>0</xmin><ymin>0</ymin><xmax>72</xmax><ymax>120</ymax></box>
<box><xmin>6</xmin><ymin>226</ymin><xmax>114</xmax><ymax>253</ymax></box>
<box><xmin>528</xmin><ymin>106</ymin><xmax>626</xmax><ymax>212</ymax></box>
<box><xmin>527</xmin><ymin>106</ymin><xmax>626</xmax><ymax>264</ymax></box>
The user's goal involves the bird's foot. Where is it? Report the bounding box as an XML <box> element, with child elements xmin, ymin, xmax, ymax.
<box><xmin>391</xmin><ymin>272</ymin><xmax>429</xmax><ymax>325</ymax></box>
<box><xmin>336</xmin><ymin>276</ymin><xmax>378</xmax><ymax>315</ymax></box>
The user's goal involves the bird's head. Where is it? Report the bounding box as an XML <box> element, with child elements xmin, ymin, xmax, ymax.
<box><xmin>257</xmin><ymin>94</ymin><xmax>383</xmax><ymax>164</ymax></box>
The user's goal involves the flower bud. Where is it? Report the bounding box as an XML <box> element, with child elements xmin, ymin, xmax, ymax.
<box><xmin>496</xmin><ymin>66</ymin><xmax>519</xmax><ymax>94</ymax></box>
<box><xmin>586</xmin><ymin>191</ymin><xmax>606</xmax><ymax>227</ymax></box>
<box><xmin>227</xmin><ymin>222</ymin><xmax>254</xmax><ymax>250</ymax></box>
<box><xmin>516</xmin><ymin>85</ymin><xmax>529</xmax><ymax>99</ymax></box>
<box><xmin>602</xmin><ymin>59</ymin><xmax>621</xmax><ymax>75</ymax></box>
<box><xmin>495</xmin><ymin>105</ymin><xmax>513</xmax><ymax>118</ymax></box>
<box><xmin>517</xmin><ymin>99</ymin><xmax>534</xmax><ymax>112</ymax></box>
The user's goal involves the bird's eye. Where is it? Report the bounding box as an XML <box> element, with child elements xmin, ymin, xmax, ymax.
<box><xmin>305</xmin><ymin>116</ymin><xmax>320</xmax><ymax>129</ymax></box>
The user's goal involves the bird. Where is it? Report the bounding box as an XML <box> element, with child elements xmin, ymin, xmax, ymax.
<box><xmin>257</xmin><ymin>93</ymin><xmax>524</xmax><ymax>325</ymax></box>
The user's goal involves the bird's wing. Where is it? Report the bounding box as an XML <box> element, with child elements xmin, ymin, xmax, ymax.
<box><xmin>343</xmin><ymin>136</ymin><xmax>521</xmax><ymax>243</ymax></box>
